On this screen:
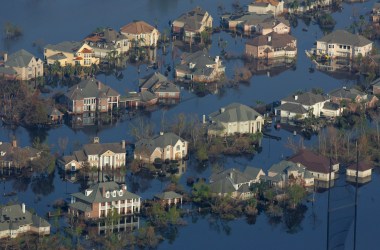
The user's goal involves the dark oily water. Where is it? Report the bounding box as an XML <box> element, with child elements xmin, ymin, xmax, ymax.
<box><xmin>0</xmin><ymin>0</ymin><xmax>379</xmax><ymax>249</ymax></box>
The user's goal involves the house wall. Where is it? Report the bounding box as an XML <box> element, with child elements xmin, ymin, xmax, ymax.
<box><xmin>347</xmin><ymin>168</ymin><xmax>372</xmax><ymax>178</ymax></box>
<box><xmin>273</xmin><ymin>23</ymin><xmax>290</xmax><ymax>34</ymax></box>
<box><xmin>215</xmin><ymin>117</ymin><xmax>263</xmax><ymax>136</ymax></box>
<box><xmin>10</xmin><ymin>57</ymin><xmax>43</xmax><ymax>80</ymax></box>
<box><xmin>121</xmin><ymin>29</ymin><xmax>160</xmax><ymax>47</ymax></box>
<box><xmin>248</xmin><ymin>2</ymin><xmax>284</xmax><ymax>15</ymax></box>
<box><xmin>316</xmin><ymin>41</ymin><xmax>373</xmax><ymax>59</ymax></box>
<box><xmin>309</xmin><ymin>170</ymin><xmax>335</xmax><ymax>181</ymax></box>
<box><xmin>245</xmin><ymin>44</ymin><xmax>259</xmax><ymax>57</ymax></box>
<box><xmin>45</xmin><ymin>44</ymin><xmax>99</xmax><ymax>66</ymax></box>
<box><xmin>321</xmin><ymin>107</ymin><xmax>341</xmax><ymax>117</ymax></box>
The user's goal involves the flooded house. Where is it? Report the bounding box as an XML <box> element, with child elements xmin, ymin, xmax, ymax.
<box><xmin>0</xmin><ymin>49</ymin><xmax>43</xmax><ymax>80</ymax></box>
<box><xmin>207</xmin><ymin>103</ymin><xmax>264</xmax><ymax>136</ymax></box>
<box><xmin>154</xmin><ymin>191</ymin><xmax>183</xmax><ymax>206</ymax></box>
<box><xmin>172</xmin><ymin>6</ymin><xmax>213</xmax><ymax>42</ymax></box>
<box><xmin>266</xmin><ymin>160</ymin><xmax>315</xmax><ymax>187</ymax></box>
<box><xmin>0</xmin><ymin>203</ymin><xmax>50</xmax><ymax>239</ymax></box>
<box><xmin>139</xmin><ymin>72</ymin><xmax>180</xmax><ymax>103</ymax></box>
<box><xmin>69</xmin><ymin>181</ymin><xmax>141</xmax><ymax>219</ymax></box>
<box><xmin>120</xmin><ymin>20</ymin><xmax>160</xmax><ymax>47</ymax></box>
<box><xmin>44</xmin><ymin>41</ymin><xmax>100</xmax><ymax>66</ymax></box>
<box><xmin>63</xmin><ymin>78</ymin><xmax>120</xmax><ymax>115</ymax></box>
<box><xmin>57</xmin><ymin>137</ymin><xmax>126</xmax><ymax>171</ymax></box>
<box><xmin>134</xmin><ymin>132</ymin><xmax>188</xmax><ymax>163</ymax></box>
<box><xmin>245</xmin><ymin>32</ymin><xmax>297</xmax><ymax>59</ymax></box>
<box><xmin>83</xmin><ymin>27</ymin><xmax>130</xmax><ymax>58</ymax></box>
<box><xmin>0</xmin><ymin>139</ymin><xmax>41</xmax><ymax>169</ymax></box>
<box><xmin>346</xmin><ymin>162</ymin><xmax>373</xmax><ymax>184</ymax></box>
<box><xmin>315</xmin><ymin>30</ymin><xmax>372</xmax><ymax>60</ymax></box>
<box><xmin>222</xmin><ymin>12</ymin><xmax>272</xmax><ymax>33</ymax></box>
<box><xmin>248</xmin><ymin>0</ymin><xmax>284</xmax><ymax>16</ymax></box>
<box><xmin>175</xmin><ymin>50</ymin><xmax>225</xmax><ymax>83</ymax></box>
<box><xmin>328</xmin><ymin>87</ymin><xmax>379</xmax><ymax>110</ymax></box>
<box><xmin>256</xmin><ymin>17</ymin><xmax>290</xmax><ymax>35</ymax></box>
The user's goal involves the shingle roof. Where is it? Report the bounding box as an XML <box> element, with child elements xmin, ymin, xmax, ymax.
<box><xmin>5</xmin><ymin>49</ymin><xmax>38</xmax><ymax>68</ymax></box>
<box><xmin>176</xmin><ymin>50</ymin><xmax>222</xmax><ymax>77</ymax></box>
<box><xmin>154</xmin><ymin>191</ymin><xmax>183</xmax><ymax>200</ymax></box>
<box><xmin>139</xmin><ymin>72</ymin><xmax>179</xmax><ymax>94</ymax></box>
<box><xmin>65</xmin><ymin>78</ymin><xmax>120</xmax><ymax>100</ymax></box>
<box><xmin>120</xmin><ymin>21</ymin><xmax>157</xmax><ymax>34</ymax></box>
<box><xmin>243</xmin><ymin>166</ymin><xmax>264</xmax><ymax>179</ymax></box>
<box><xmin>269</xmin><ymin>160</ymin><xmax>305</xmax><ymax>174</ymax></box>
<box><xmin>210</xmin><ymin>168</ymin><xmax>250</xmax><ymax>184</ymax></box>
<box><xmin>329</xmin><ymin>87</ymin><xmax>365</xmax><ymax>100</ymax></box>
<box><xmin>71</xmin><ymin>181</ymin><xmax>140</xmax><ymax>204</ymax></box>
<box><xmin>209</xmin><ymin>103</ymin><xmax>262</xmax><ymax>123</ymax></box>
<box><xmin>282</xmin><ymin>92</ymin><xmax>327</xmax><ymax>106</ymax></box>
<box><xmin>84</xmin><ymin>28</ymin><xmax>127</xmax><ymax>46</ymax></box>
<box><xmin>0</xmin><ymin>67</ymin><xmax>17</xmax><ymax>75</ymax></box>
<box><xmin>347</xmin><ymin>161</ymin><xmax>372</xmax><ymax>171</ymax></box>
<box><xmin>83</xmin><ymin>142</ymin><xmax>125</xmax><ymax>155</ymax></box>
<box><xmin>276</xmin><ymin>102</ymin><xmax>308</xmax><ymax>114</ymax></box>
<box><xmin>247</xmin><ymin>32</ymin><xmax>296</xmax><ymax>48</ymax></box>
<box><xmin>318</xmin><ymin>30</ymin><xmax>372</xmax><ymax>47</ymax></box>
<box><xmin>45</xmin><ymin>41</ymin><xmax>84</xmax><ymax>53</ymax></box>
<box><xmin>135</xmin><ymin>133</ymin><xmax>186</xmax><ymax>156</ymax></box>
<box><xmin>46</xmin><ymin>53</ymin><xmax>67</xmax><ymax>61</ymax></box>
<box><xmin>209</xmin><ymin>177</ymin><xmax>236</xmax><ymax>194</ymax></box>
<box><xmin>287</xmin><ymin>149</ymin><xmax>335</xmax><ymax>174</ymax></box>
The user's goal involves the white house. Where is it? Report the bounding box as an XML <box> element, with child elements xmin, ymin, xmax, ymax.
<box><xmin>248</xmin><ymin>0</ymin><xmax>284</xmax><ymax>16</ymax></box>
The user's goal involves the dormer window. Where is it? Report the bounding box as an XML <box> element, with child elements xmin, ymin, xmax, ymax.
<box><xmin>106</xmin><ymin>191</ymin><xmax>110</xmax><ymax>198</ymax></box>
<box><xmin>119</xmin><ymin>190</ymin><xmax>123</xmax><ymax>196</ymax></box>
<box><xmin>0</xmin><ymin>151</ymin><xmax>5</xmax><ymax>156</ymax></box>
<box><xmin>112</xmin><ymin>190</ymin><xmax>116</xmax><ymax>197</ymax></box>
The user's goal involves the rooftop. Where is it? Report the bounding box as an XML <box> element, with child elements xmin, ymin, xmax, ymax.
<box><xmin>282</xmin><ymin>92</ymin><xmax>328</xmax><ymax>106</ymax></box>
<box><xmin>5</xmin><ymin>49</ymin><xmax>39</xmax><ymax>68</ymax></box>
<box><xmin>65</xmin><ymin>78</ymin><xmax>120</xmax><ymax>100</ymax></box>
<box><xmin>120</xmin><ymin>20</ymin><xmax>157</xmax><ymax>35</ymax></box>
<box><xmin>318</xmin><ymin>30</ymin><xmax>372</xmax><ymax>47</ymax></box>
<box><xmin>209</xmin><ymin>103</ymin><xmax>262</xmax><ymax>123</ymax></box>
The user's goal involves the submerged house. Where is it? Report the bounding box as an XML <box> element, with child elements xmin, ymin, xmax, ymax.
<box><xmin>175</xmin><ymin>50</ymin><xmax>225</xmax><ymax>83</ymax></box>
<box><xmin>346</xmin><ymin>162</ymin><xmax>373</xmax><ymax>179</ymax></box>
<box><xmin>154</xmin><ymin>191</ymin><xmax>183</xmax><ymax>206</ymax></box>
<box><xmin>84</xmin><ymin>27</ymin><xmax>130</xmax><ymax>58</ymax></box>
<box><xmin>248</xmin><ymin>0</ymin><xmax>284</xmax><ymax>16</ymax></box>
<box><xmin>328</xmin><ymin>87</ymin><xmax>378</xmax><ymax>110</ymax></box>
<box><xmin>0</xmin><ymin>203</ymin><xmax>50</xmax><ymax>239</ymax></box>
<box><xmin>209</xmin><ymin>167</ymin><xmax>265</xmax><ymax>200</ymax></box>
<box><xmin>139</xmin><ymin>72</ymin><xmax>180</xmax><ymax>103</ymax></box>
<box><xmin>172</xmin><ymin>7</ymin><xmax>213</xmax><ymax>41</ymax></box>
<box><xmin>64</xmin><ymin>78</ymin><xmax>120</xmax><ymax>114</ymax></box>
<box><xmin>208</xmin><ymin>103</ymin><xmax>264</xmax><ymax>136</ymax></box>
<box><xmin>134</xmin><ymin>132</ymin><xmax>188</xmax><ymax>163</ymax></box>
<box><xmin>0</xmin><ymin>140</ymin><xmax>41</xmax><ymax>169</ymax></box>
<box><xmin>69</xmin><ymin>181</ymin><xmax>141</xmax><ymax>219</ymax></box>
<box><xmin>57</xmin><ymin>137</ymin><xmax>126</xmax><ymax>171</ymax></box>
<box><xmin>120</xmin><ymin>20</ymin><xmax>160</xmax><ymax>47</ymax></box>
<box><xmin>1</xmin><ymin>49</ymin><xmax>43</xmax><ymax>80</ymax></box>
<box><xmin>266</xmin><ymin>160</ymin><xmax>314</xmax><ymax>187</ymax></box>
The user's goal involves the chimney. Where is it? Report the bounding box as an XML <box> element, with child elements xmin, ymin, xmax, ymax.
<box><xmin>268</xmin><ymin>36</ymin><xmax>271</xmax><ymax>42</ymax></box>
<box><xmin>12</xmin><ymin>139</ymin><xmax>17</xmax><ymax>148</ymax></box>
<box><xmin>229</xmin><ymin>170</ymin><xmax>234</xmax><ymax>179</ymax></box>
<box><xmin>220</xmin><ymin>107</ymin><xmax>225</xmax><ymax>113</ymax></box>
<box><xmin>202</xmin><ymin>114</ymin><xmax>206</xmax><ymax>124</ymax></box>
<box><xmin>93</xmin><ymin>137</ymin><xmax>99</xmax><ymax>144</ymax></box>
<box><xmin>160</xmin><ymin>132</ymin><xmax>164</xmax><ymax>136</ymax></box>
<box><xmin>294</xmin><ymin>95</ymin><xmax>298</xmax><ymax>101</ymax></box>
<box><xmin>3</xmin><ymin>53</ymin><xmax>7</xmax><ymax>62</ymax></box>
<box><xmin>22</xmin><ymin>203</ymin><xmax>25</xmax><ymax>214</ymax></box>
<box><xmin>97</xmin><ymin>81</ymin><xmax>101</xmax><ymax>90</ymax></box>
<box><xmin>121</xmin><ymin>140</ymin><xmax>125</xmax><ymax>149</ymax></box>
<box><xmin>121</xmin><ymin>184</ymin><xmax>127</xmax><ymax>191</ymax></box>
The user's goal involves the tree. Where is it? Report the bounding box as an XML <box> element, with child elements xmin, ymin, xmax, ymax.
<box><xmin>191</xmin><ymin>180</ymin><xmax>211</xmax><ymax>204</ymax></box>
<box><xmin>287</xmin><ymin>184</ymin><xmax>306</xmax><ymax>208</ymax></box>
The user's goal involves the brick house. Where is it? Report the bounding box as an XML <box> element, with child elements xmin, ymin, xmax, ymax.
<box><xmin>329</xmin><ymin>87</ymin><xmax>379</xmax><ymax>110</ymax></box>
<box><xmin>64</xmin><ymin>78</ymin><xmax>120</xmax><ymax>114</ymax></box>
<box><xmin>134</xmin><ymin>132</ymin><xmax>188</xmax><ymax>163</ymax></box>
<box><xmin>69</xmin><ymin>181</ymin><xmax>141</xmax><ymax>219</ymax></box>
<box><xmin>57</xmin><ymin>137</ymin><xmax>126</xmax><ymax>171</ymax></box>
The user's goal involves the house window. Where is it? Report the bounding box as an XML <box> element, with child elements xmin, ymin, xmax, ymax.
<box><xmin>176</xmin><ymin>145</ymin><xmax>180</xmax><ymax>150</ymax></box>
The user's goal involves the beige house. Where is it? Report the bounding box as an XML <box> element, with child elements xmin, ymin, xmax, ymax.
<box><xmin>69</xmin><ymin>182</ymin><xmax>141</xmax><ymax>219</ymax></box>
<box><xmin>120</xmin><ymin>20</ymin><xmax>160</xmax><ymax>47</ymax></box>
<box><xmin>222</xmin><ymin>12</ymin><xmax>272</xmax><ymax>33</ymax></box>
<box><xmin>134</xmin><ymin>132</ymin><xmax>188</xmax><ymax>163</ymax></box>
<box><xmin>172</xmin><ymin>7</ymin><xmax>213</xmax><ymax>41</ymax></box>
<box><xmin>84</xmin><ymin>28</ymin><xmax>130</xmax><ymax>58</ymax></box>
<box><xmin>315</xmin><ymin>30</ymin><xmax>373</xmax><ymax>60</ymax></box>
<box><xmin>208</xmin><ymin>103</ymin><xmax>264</xmax><ymax>136</ymax></box>
<box><xmin>57</xmin><ymin>137</ymin><xmax>126</xmax><ymax>171</ymax></box>
<box><xmin>257</xmin><ymin>17</ymin><xmax>290</xmax><ymax>35</ymax></box>
<box><xmin>346</xmin><ymin>162</ymin><xmax>373</xmax><ymax>178</ymax></box>
<box><xmin>0</xmin><ymin>204</ymin><xmax>50</xmax><ymax>239</ymax></box>
<box><xmin>64</xmin><ymin>78</ymin><xmax>120</xmax><ymax>114</ymax></box>
<box><xmin>2</xmin><ymin>49</ymin><xmax>43</xmax><ymax>80</ymax></box>
<box><xmin>44</xmin><ymin>41</ymin><xmax>99</xmax><ymax>66</ymax></box>
<box><xmin>245</xmin><ymin>32</ymin><xmax>297</xmax><ymax>59</ymax></box>
<box><xmin>248</xmin><ymin>0</ymin><xmax>284</xmax><ymax>16</ymax></box>
<box><xmin>267</xmin><ymin>160</ymin><xmax>315</xmax><ymax>187</ymax></box>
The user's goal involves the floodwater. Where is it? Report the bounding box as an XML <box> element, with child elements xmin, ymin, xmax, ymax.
<box><xmin>0</xmin><ymin>0</ymin><xmax>379</xmax><ymax>249</ymax></box>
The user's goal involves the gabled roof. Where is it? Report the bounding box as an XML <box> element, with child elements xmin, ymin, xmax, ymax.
<box><xmin>71</xmin><ymin>181</ymin><xmax>140</xmax><ymax>204</ymax></box>
<box><xmin>329</xmin><ymin>87</ymin><xmax>366</xmax><ymax>100</ymax></box>
<box><xmin>209</xmin><ymin>103</ymin><xmax>262</xmax><ymax>123</ymax></box>
<box><xmin>83</xmin><ymin>142</ymin><xmax>125</xmax><ymax>156</ymax></box>
<box><xmin>154</xmin><ymin>191</ymin><xmax>183</xmax><ymax>200</ymax></box>
<box><xmin>209</xmin><ymin>177</ymin><xmax>237</xmax><ymax>194</ymax></box>
<box><xmin>173</xmin><ymin>7</ymin><xmax>211</xmax><ymax>32</ymax></box>
<box><xmin>176</xmin><ymin>49</ymin><xmax>221</xmax><ymax>77</ymax></box>
<box><xmin>268</xmin><ymin>160</ymin><xmax>306</xmax><ymax>174</ymax></box>
<box><xmin>139</xmin><ymin>72</ymin><xmax>179</xmax><ymax>94</ymax></box>
<box><xmin>65</xmin><ymin>78</ymin><xmax>120</xmax><ymax>100</ymax></box>
<box><xmin>282</xmin><ymin>92</ymin><xmax>328</xmax><ymax>106</ymax></box>
<box><xmin>247</xmin><ymin>32</ymin><xmax>296</xmax><ymax>48</ymax></box>
<box><xmin>287</xmin><ymin>149</ymin><xmax>336</xmax><ymax>174</ymax></box>
<box><xmin>251</xmin><ymin>0</ymin><xmax>280</xmax><ymax>7</ymax></box>
<box><xmin>243</xmin><ymin>166</ymin><xmax>264</xmax><ymax>179</ymax></box>
<box><xmin>318</xmin><ymin>30</ymin><xmax>372</xmax><ymax>47</ymax></box>
<box><xmin>84</xmin><ymin>28</ymin><xmax>127</xmax><ymax>45</ymax></box>
<box><xmin>46</xmin><ymin>53</ymin><xmax>67</xmax><ymax>61</ymax></box>
<box><xmin>225</xmin><ymin>12</ymin><xmax>272</xmax><ymax>26</ymax></box>
<box><xmin>5</xmin><ymin>49</ymin><xmax>38</xmax><ymax>68</ymax></box>
<box><xmin>135</xmin><ymin>132</ymin><xmax>187</xmax><ymax>156</ymax></box>
<box><xmin>210</xmin><ymin>168</ymin><xmax>250</xmax><ymax>184</ymax></box>
<box><xmin>46</xmin><ymin>106</ymin><xmax>63</xmax><ymax>117</ymax></box>
<box><xmin>347</xmin><ymin>161</ymin><xmax>373</xmax><ymax>171</ymax></box>
<box><xmin>45</xmin><ymin>41</ymin><xmax>84</xmax><ymax>53</ymax></box>
<box><xmin>120</xmin><ymin>20</ymin><xmax>157</xmax><ymax>35</ymax></box>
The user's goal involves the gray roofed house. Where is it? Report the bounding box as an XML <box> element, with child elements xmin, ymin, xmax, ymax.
<box><xmin>64</xmin><ymin>78</ymin><xmax>120</xmax><ymax>114</ymax></box>
<box><xmin>329</xmin><ymin>87</ymin><xmax>367</xmax><ymax>102</ymax></box>
<box><xmin>0</xmin><ymin>203</ymin><xmax>50</xmax><ymax>238</ymax></box>
<box><xmin>45</xmin><ymin>41</ymin><xmax>84</xmax><ymax>54</ymax></box>
<box><xmin>134</xmin><ymin>132</ymin><xmax>188</xmax><ymax>163</ymax></box>
<box><xmin>139</xmin><ymin>72</ymin><xmax>180</xmax><ymax>102</ymax></box>
<box><xmin>2</xmin><ymin>49</ymin><xmax>43</xmax><ymax>80</ymax></box>
<box><xmin>318</xmin><ymin>30</ymin><xmax>372</xmax><ymax>47</ymax></box>
<box><xmin>175</xmin><ymin>50</ymin><xmax>225</xmax><ymax>83</ymax></box>
<box><xmin>172</xmin><ymin>7</ymin><xmax>213</xmax><ymax>41</ymax></box>
<box><xmin>278</xmin><ymin>92</ymin><xmax>329</xmax><ymax>118</ymax></box>
<box><xmin>154</xmin><ymin>191</ymin><xmax>183</xmax><ymax>206</ymax></box>
<box><xmin>268</xmin><ymin>160</ymin><xmax>314</xmax><ymax>187</ymax></box>
<box><xmin>208</xmin><ymin>103</ymin><xmax>264</xmax><ymax>136</ymax></box>
<box><xmin>222</xmin><ymin>12</ymin><xmax>272</xmax><ymax>32</ymax></box>
<box><xmin>69</xmin><ymin>181</ymin><xmax>141</xmax><ymax>219</ymax></box>
<box><xmin>243</xmin><ymin>166</ymin><xmax>265</xmax><ymax>181</ymax></box>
